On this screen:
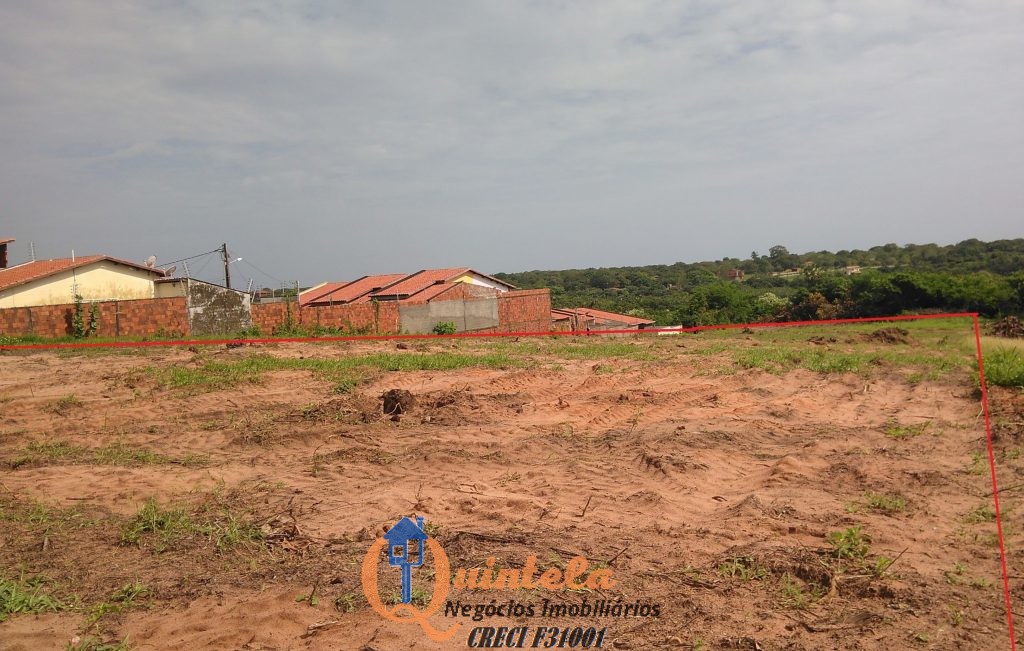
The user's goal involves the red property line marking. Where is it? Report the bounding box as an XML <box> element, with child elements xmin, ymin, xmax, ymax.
<box><xmin>974</xmin><ymin>314</ymin><xmax>1018</xmax><ymax>650</ymax></box>
<box><xmin>0</xmin><ymin>310</ymin><xmax>1016</xmax><ymax>646</ymax></box>
<box><xmin>0</xmin><ymin>310</ymin><xmax>980</xmax><ymax>351</ymax></box>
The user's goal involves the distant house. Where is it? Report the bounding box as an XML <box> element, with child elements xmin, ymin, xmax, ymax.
<box><xmin>843</xmin><ymin>265</ymin><xmax>862</xmax><ymax>275</ymax></box>
<box><xmin>552</xmin><ymin>307</ymin><xmax>655</xmax><ymax>331</ymax></box>
<box><xmin>301</xmin><ymin>268</ymin><xmax>516</xmax><ymax>307</ymax></box>
<box><xmin>0</xmin><ymin>239</ymin><xmax>167</xmax><ymax>308</ymax></box>
<box><xmin>722</xmin><ymin>269</ymin><xmax>745</xmax><ymax>282</ymax></box>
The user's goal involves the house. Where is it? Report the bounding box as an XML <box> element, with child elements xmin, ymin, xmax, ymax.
<box><xmin>302</xmin><ymin>268</ymin><xmax>515</xmax><ymax>307</ymax></box>
<box><xmin>383</xmin><ymin>516</ymin><xmax>428</xmax><ymax>604</ymax></box>
<box><xmin>843</xmin><ymin>265</ymin><xmax>862</xmax><ymax>275</ymax></box>
<box><xmin>722</xmin><ymin>269</ymin><xmax>745</xmax><ymax>282</ymax></box>
<box><xmin>0</xmin><ymin>239</ymin><xmax>167</xmax><ymax>308</ymax></box>
<box><xmin>551</xmin><ymin>307</ymin><xmax>656</xmax><ymax>331</ymax></box>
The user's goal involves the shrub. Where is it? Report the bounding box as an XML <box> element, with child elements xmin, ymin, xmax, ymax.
<box><xmin>432</xmin><ymin>321</ymin><xmax>457</xmax><ymax>335</ymax></box>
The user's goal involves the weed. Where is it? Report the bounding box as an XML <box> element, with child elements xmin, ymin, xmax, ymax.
<box><xmin>982</xmin><ymin>347</ymin><xmax>1024</xmax><ymax>388</ymax></box>
<box><xmin>42</xmin><ymin>393</ymin><xmax>83</xmax><ymax>415</ymax></box>
<box><xmin>385</xmin><ymin>586</ymin><xmax>430</xmax><ymax>607</ymax></box>
<box><xmin>334</xmin><ymin>592</ymin><xmax>364</xmax><ymax>612</ymax></box>
<box><xmin>883</xmin><ymin>419</ymin><xmax>928</xmax><ymax>440</ymax></box>
<box><xmin>863</xmin><ymin>492</ymin><xmax>907</xmax><ymax>515</ymax></box>
<box><xmin>967</xmin><ymin>451</ymin><xmax>987</xmax><ymax>475</ymax></box>
<box><xmin>0</xmin><ymin>575</ymin><xmax>65</xmax><ymax>621</ymax></box>
<box><xmin>10</xmin><ymin>440</ymin><xmax>86</xmax><ymax>467</ymax></box>
<box><xmin>497</xmin><ymin>472</ymin><xmax>522</xmax><ymax>486</ymax></box>
<box><xmin>119</xmin><ymin>499</ymin><xmax>193</xmax><ymax>550</ymax></box>
<box><xmin>84</xmin><ymin>582</ymin><xmax>149</xmax><ymax>626</ymax></box>
<box><xmin>66</xmin><ymin>636</ymin><xmax>132</xmax><ymax>651</ymax></box>
<box><xmin>717</xmin><ymin>556</ymin><xmax>769</xmax><ymax>581</ymax></box>
<box><xmin>827</xmin><ymin>526</ymin><xmax>870</xmax><ymax>560</ymax></box>
<box><xmin>964</xmin><ymin>504</ymin><xmax>997</xmax><ymax>524</ymax></box>
<box><xmin>779</xmin><ymin>573</ymin><xmax>819</xmax><ymax>610</ymax></box>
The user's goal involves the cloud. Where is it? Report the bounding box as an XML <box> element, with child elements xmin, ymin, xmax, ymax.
<box><xmin>1</xmin><ymin>0</ymin><xmax>1021</xmax><ymax>283</ymax></box>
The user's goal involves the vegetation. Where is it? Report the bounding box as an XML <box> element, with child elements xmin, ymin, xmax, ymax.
<box><xmin>496</xmin><ymin>238</ymin><xmax>1024</xmax><ymax>326</ymax></box>
<box><xmin>0</xmin><ymin>575</ymin><xmax>65</xmax><ymax>622</ymax></box>
<box><xmin>983</xmin><ymin>347</ymin><xmax>1024</xmax><ymax>388</ymax></box>
<box><xmin>119</xmin><ymin>498</ymin><xmax>263</xmax><ymax>552</ymax></box>
<box><xmin>149</xmin><ymin>351</ymin><xmax>528</xmax><ymax>393</ymax></box>
<box><xmin>432</xmin><ymin>321</ymin><xmax>458</xmax><ymax>335</ymax></box>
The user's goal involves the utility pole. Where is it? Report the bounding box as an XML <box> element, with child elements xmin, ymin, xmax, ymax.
<box><xmin>221</xmin><ymin>242</ymin><xmax>231</xmax><ymax>288</ymax></box>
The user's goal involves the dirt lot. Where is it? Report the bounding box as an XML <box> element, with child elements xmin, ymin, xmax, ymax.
<box><xmin>0</xmin><ymin>319</ymin><xmax>1020</xmax><ymax>650</ymax></box>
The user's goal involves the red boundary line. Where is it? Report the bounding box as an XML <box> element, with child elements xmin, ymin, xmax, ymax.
<box><xmin>0</xmin><ymin>310</ymin><xmax>979</xmax><ymax>351</ymax></box>
<box><xmin>0</xmin><ymin>309</ymin><xmax>1016</xmax><ymax>647</ymax></box>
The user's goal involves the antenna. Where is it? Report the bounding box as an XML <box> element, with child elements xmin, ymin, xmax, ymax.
<box><xmin>145</xmin><ymin>255</ymin><xmax>157</xmax><ymax>268</ymax></box>
<box><xmin>246</xmin><ymin>278</ymin><xmax>253</xmax><ymax>294</ymax></box>
<box><xmin>182</xmin><ymin>261</ymin><xmax>191</xmax><ymax>278</ymax></box>
<box><xmin>29</xmin><ymin>241</ymin><xmax>36</xmax><ymax>261</ymax></box>
<box><xmin>164</xmin><ymin>265</ymin><xmax>177</xmax><ymax>277</ymax></box>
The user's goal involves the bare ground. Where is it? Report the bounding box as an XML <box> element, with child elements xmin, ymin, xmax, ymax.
<box><xmin>0</xmin><ymin>325</ymin><xmax>1019</xmax><ymax>650</ymax></box>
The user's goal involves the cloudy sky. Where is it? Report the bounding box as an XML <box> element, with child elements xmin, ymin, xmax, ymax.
<box><xmin>1</xmin><ymin>1</ymin><xmax>1022</xmax><ymax>287</ymax></box>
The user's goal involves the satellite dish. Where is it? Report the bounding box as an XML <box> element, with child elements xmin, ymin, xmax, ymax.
<box><xmin>145</xmin><ymin>255</ymin><xmax>157</xmax><ymax>268</ymax></box>
<box><xmin>164</xmin><ymin>265</ymin><xmax>177</xmax><ymax>277</ymax></box>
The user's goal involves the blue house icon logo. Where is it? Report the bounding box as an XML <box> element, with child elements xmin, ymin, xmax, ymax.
<box><xmin>383</xmin><ymin>516</ymin><xmax>429</xmax><ymax>604</ymax></box>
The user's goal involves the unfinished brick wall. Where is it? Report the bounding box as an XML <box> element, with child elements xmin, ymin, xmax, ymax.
<box><xmin>250</xmin><ymin>301</ymin><xmax>400</xmax><ymax>334</ymax></box>
<box><xmin>0</xmin><ymin>297</ymin><xmax>189</xmax><ymax>338</ymax></box>
<box><xmin>472</xmin><ymin>289</ymin><xmax>552</xmax><ymax>334</ymax></box>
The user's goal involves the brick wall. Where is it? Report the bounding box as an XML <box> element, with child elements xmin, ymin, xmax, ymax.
<box><xmin>471</xmin><ymin>288</ymin><xmax>551</xmax><ymax>334</ymax></box>
<box><xmin>0</xmin><ymin>297</ymin><xmax>189</xmax><ymax>338</ymax></box>
<box><xmin>250</xmin><ymin>301</ymin><xmax>400</xmax><ymax>334</ymax></box>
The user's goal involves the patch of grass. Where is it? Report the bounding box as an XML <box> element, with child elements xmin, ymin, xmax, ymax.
<box><xmin>779</xmin><ymin>573</ymin><xmax>820</xmax><ymax>610</ymax></box>
<box><xmin>84</xmin><ymin>582</ymin><xmax>150</xmax><ymax>626</ymax></box>
<box><xmin>862</xmin><ymin>492</ymin><xmax>908</xmax><ymax>515</ymax></box>
<box><xmin>149</xmin><ymin>352</ymin><xmax>529</xmax><ymax>393</ymax></box>
<box><xmin>42</xmin><ymin>393</ymin><xmax>83</xmax><ymax>415</ymax></box>
<box><xmin>66</xmin><ymin>636</ymin><xmax>132</xmax><ymax>651</ymax></box>
<box><xmin>827</xmin><ymin>525</ymin><xmax>870</xmax><ymax>560</ymax></box>
<box><xmin>982</xmin><ymin>347</ymin><xmax>1024</xmax><ymax>388</ymax></box>
<box><xmin>717</xmin><ymin>556</ymin><xmax>769</xmax><ymax>581</ymax></box>
<box><xmin>384</xmin><ymin>586</ymin><xmax>431</xmax><ymax>607</ymax></box>
<box><xmin>883</xmin><ymin>419</ymin><xmax>929</xmax><ymax>439</ymax></box>
<box><xmin>10</xmin><ymin>439</ymin><xmax>86</xmax><ymax>467</ymax></box>
<box><xmin>92</xmin><ymin>442</ymin><xmax>168</xmax><ymax>466</ymax></box>
<box><xmin>334</xmin><ymin>592</ymin><xmax>364</xmax><ymax>613</ymax></box>
<box><xmin>120</xmin><ymin>497</ymin><xmax>263</xmax><ymax>553</ymax></box>
<box><xmin>966</xmin><ymin>451</ymin><xmax>988</xmax><ymax>475</ymax></box>
<box><xmin>964</xmin><ymin>504</ymin><xmax>997</xmax><ymax>524</ymax></box>
<box><xmin>0</xmin><ymin>575</ymin><xmax>65</xmax><ymax>622</ymax></box>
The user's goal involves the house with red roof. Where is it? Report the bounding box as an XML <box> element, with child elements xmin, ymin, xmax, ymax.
<box><xmin>0</xmin><ymin>238</ymin><xmax>168</xmax><ymax>308</ymax></box>
<box><xmin>551</xmin><ymin>307</ymin><xmax>656</xmax><ymax>331</ymax></box>
<box><xmin>300</xmin><ymin>267</ymin><xmax>515</xmax><ymax>307</ymax></box>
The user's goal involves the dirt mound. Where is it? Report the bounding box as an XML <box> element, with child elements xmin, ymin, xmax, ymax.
<box><xmin>861</xmin><ymin>327</ymin><xmax>911</xmax><ymax>344</ymax></box>
<box><xmin>381</xmin><ymin>388</ymin><xmax>415</xmax><ymax>420</ymax></box>
<box><xmin>422</xmin><ymin>388</ymin><xmax>484</xmax><ymax>426</ymax></box>
<box><xmin>990</xmin><ymin>315</ymin><xmax>1024</xmax><ymax>338</ymax></box>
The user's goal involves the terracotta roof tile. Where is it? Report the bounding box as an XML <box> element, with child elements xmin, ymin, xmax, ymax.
<box><xmin>299</xmin><ymin>281</ymin><xmax>349</xmax><ymax>307</ymax></box>
<box><xmin>369</xmin><ymin>268</ymin><xmax>471</xmax><ymax>299</ymax></box>
<box><xmin>307</xmin><ymin>274</ymin><xmax>407</xmax><ymax>305</ymax></box>
<box><xmin>0</xmin><ymin>256</ymin><xmax>164</xmax><ymax>292</ymax></box>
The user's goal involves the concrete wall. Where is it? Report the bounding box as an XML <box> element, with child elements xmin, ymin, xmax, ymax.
<box><xmin>399</xmin><ymin>295</ymin><xmax>500</xmax><ymax>333</ymax></box>
<box><xmin>0</xmin><ymin>261</ymin><xmax>159</xmax><ymax>308</ymax></box>
<box><xmin>0</xmin><ymin>297</ymin><xmax>189</xmax><ymax>338</ymax></box>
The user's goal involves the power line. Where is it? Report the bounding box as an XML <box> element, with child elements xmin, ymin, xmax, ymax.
<box><xmin>236</xmin><ymin>255</ymin><xmax>287</xmax><ymax>286</ymax></box>
<box><xmin>163</xmin><ymin>248</ymin><xmax>222</xmax><ymax>266</ymax></box>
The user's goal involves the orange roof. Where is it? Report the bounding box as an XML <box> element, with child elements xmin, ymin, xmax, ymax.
<box><xmin>560</xmin><ymin>307</ymin><xmax>655</xmax><ymax>327</ymax></box>
<box><xmin>0</xmin><ymin>238</ymin><xmax>14</xmax><ymax>245</ymax></box>
<box><xmin>298</xmin><ymin>281</ymin><xmax>349</xmax><ymax>307</ymax></box>
<box><xmin>369</xmin><ymin>268</ymin><xmax>472</xmax><ymax>299</ymax></box>
<box><xmin>0</xmin><ymin>255</ymin><xmax>165</xmax><ymax>292</ymax></box>
<box><xmin>402</xmin><ymin>282</ymin><xmax>460</xmax><ymax>303</ymax></box>
<box><xmin>306</xmin><ymin>274</ymin><xmax>407</xmax><ymax>305</ymax></box>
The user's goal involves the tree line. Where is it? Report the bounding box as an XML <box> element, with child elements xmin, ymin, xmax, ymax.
<box><xmin>494</xmin><ymin>238</ymin><xmax>1024</xmax><ymax>326</ymax></box>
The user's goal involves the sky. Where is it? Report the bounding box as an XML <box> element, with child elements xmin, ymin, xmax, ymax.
<box><xmin>1</xmin><ymin>1</ymin><xmax>1022</xmax><ymax>288</ymax></box>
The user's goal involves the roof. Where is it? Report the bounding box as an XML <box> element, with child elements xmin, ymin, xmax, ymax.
<box><xmin>306</xmin><ymin>274</ymin><xmax>407</xmax><ymax>306</ymax></box>
<box><xmin>383</xmin><ymin>517</ymin><xmax>428</xmax><ymax>542</ymax></box>
<box><xmin>403</xmin><ymin>282</ymin><xmax>460</xmax><ymax>303</ymax></box>
<box><xmin>0</xmin><ymin>238</ymin><xmax>13</xmax><ymax>245</ymax></box>
<box><xmin>298</xmin><ymin>281</ymin><xmax>350</xmax><ymax>307</ymax></box>
<box><xmin>557</xmin><ymin>307</ymin><xmax>655</xmax><ymax>327</ymax></box>
<box><xmin>0</xmin><ymin>255</ymin><xmax>166</xmax><ymax>293</ymax></box>
<box><xmin>370</xmin><ymin>267</ymin><xmax>473</xmax><ymax>299</ymax></box>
